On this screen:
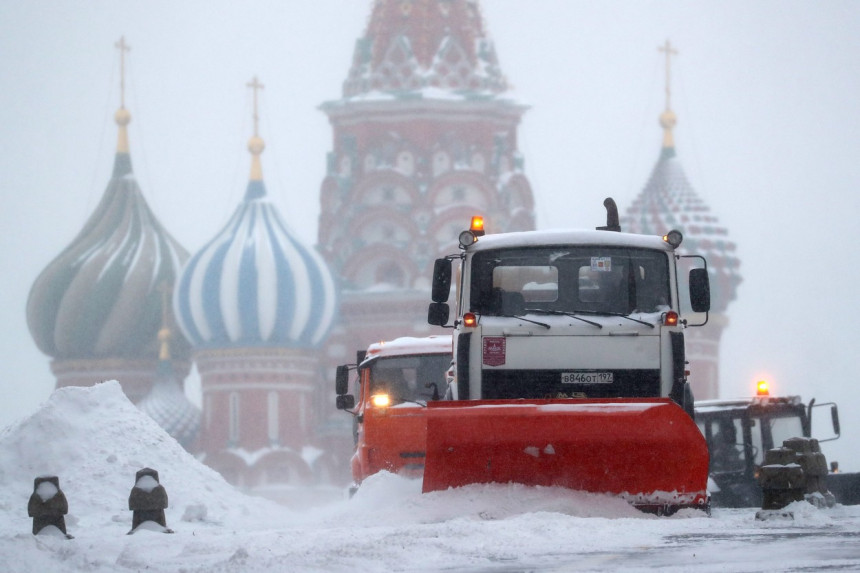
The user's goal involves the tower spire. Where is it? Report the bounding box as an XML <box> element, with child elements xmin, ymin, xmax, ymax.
<box><xmin>115</xmin><ymin>36</ymin><xmax>130</xmax><ymax>109</ymax></box>
<box><xmin>657</xmin><ymin>39</ymin><xmax>678</xmax><ymax>153</ymax></box>
<box><xmin>246</xmin><ymin>76</ymin><xmax>265</xmax><ymax>183</ymax></box>
<box><xmin>113</xmin><ymin>36</ymin><xmax>133</xmax><ymax>174</ymax></box>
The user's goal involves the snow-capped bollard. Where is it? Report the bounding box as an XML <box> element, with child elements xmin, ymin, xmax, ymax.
<box><xmin>128</xmin><ymin>468</ymin><xmax>174</xmax><ymax>534</ymax></box>
<box><xmin>28</xmin><ymin>475</ymin><xmax>73</xmax><ymax>539</ymax></box>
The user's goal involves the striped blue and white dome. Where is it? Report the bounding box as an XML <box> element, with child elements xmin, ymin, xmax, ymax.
<box><xmin>174</xmin><ymin>133</ymin><xmax>337</xmax><ymax>349</ymax></box>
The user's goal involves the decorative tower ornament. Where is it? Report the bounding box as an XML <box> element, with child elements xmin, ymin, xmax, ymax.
<box><xmin>137</xmin><ymin>283</ymin><xmax>201</xmax><ymax>450</ymax></box>
<box><xmin>26</xmin><ymin>37</ymin><xmax>190</xmax><ymax>402</ymax></box>
<box><xmin>658</xmin><ymin>39</ymin><xmax>678</xmax><ymax>151</ymax></box>
<box><xmin>175</xmin><ymin>77</ymin><xmax>338</xmax><ymax>490</ymax></box>
<box><xmin>623</xmin><ymin>40</ymin><xmax>741</xmax><ymax>399</ymax></box>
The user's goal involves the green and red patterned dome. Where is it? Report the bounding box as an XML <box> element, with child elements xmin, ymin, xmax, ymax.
<box><xmin>623</xmin><ymin>108</ymin><xmax>741</xmax><ymax>313</ymax></box>
<box><xmin>26</xmin><ymin>106</ymin><xmax>190</xmax><ymax>362</ymax></box>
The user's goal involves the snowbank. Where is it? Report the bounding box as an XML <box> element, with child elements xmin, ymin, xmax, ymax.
<box><xmin>0</xmin><ymin>381</ymin><xmax>284</xmax><ymax>533</ymax></box>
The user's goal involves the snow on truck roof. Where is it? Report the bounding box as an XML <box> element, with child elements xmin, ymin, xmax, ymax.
<box><xmin>364</xmin><ymin>335</ymin><xmax>453</xmax><ymax>361</ymax></box>
<box><xmin>466</xmin><ymin>229</ymin><xmax>674</xmax><ymax>252</ymax></box>
<box><xmin>695</xmin><ymin>395</ymin><xmax>803</xmax><ymax>413</ymax></box>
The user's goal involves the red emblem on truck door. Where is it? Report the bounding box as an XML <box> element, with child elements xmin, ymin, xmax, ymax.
<box><xmin>483</xmin><ymin>336</ymin><xmax>506</xmax><ymax>366</ymax></box>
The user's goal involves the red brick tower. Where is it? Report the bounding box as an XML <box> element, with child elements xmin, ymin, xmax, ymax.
<box><xmin>315</xmin><ymin>1</ymin><xmax>536</xmax><ymax>471</ymax></box>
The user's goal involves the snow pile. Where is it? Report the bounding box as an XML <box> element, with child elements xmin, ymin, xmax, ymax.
<box><xmin>0</xmin><ymin>381</ymin><xmax>285</xmax><ymax>533</ymax></box>
<box><xmin>314</xmin><ymin>470</ymin><xmax>646</xmax><ymax>528</ymax></box>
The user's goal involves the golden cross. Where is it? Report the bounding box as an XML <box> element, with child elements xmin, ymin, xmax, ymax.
<box><xmin>115</xmin><ymin>36</ymin><xmax>131</xmax><ymax>108</ymax></box>
<box><xmin>658</xmin><ymin>39</ymin><xmax>678</xmax><ymax>111</ymax></box>
<box><xmin>247</xmin><ymin>76</ymin><xmax>264</xmax><ymax>136</ymax></box>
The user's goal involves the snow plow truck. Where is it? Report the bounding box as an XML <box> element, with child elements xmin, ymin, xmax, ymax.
<box><xmin>337</xmin><ymin>198</ymin><xmax>713</xmax><ymax>514</ymax></box>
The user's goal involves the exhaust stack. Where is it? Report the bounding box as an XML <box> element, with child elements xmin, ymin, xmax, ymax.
<box><xmin>597</xmin><ymin>197</ymin><xmax>621</xmax><ymax>232</ymax></box>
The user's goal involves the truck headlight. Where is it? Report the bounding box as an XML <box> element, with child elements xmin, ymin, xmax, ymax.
<box><xmin>371</xmin><ymin>394</ymin><xmax>391</xmax><ymax>408</ymax></box>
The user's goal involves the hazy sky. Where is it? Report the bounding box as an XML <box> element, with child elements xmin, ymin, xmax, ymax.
<box><xmin>3</xmin><ymin>1</ymin><xmax>860</xmax><ymax>467</ymax></box>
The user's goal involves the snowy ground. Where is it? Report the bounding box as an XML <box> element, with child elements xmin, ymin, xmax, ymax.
<box><xmin>1</xmin><ymin>383</ymin><xmax>859</xmax><ymax>573</ymax></box>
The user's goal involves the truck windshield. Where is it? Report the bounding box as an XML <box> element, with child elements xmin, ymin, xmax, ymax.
<box><xmin>469</xmin><ymin>246</ymin><xmax>670</xmax><ymax>316</ymax></box>
<box><xmin>367</xmin><ymin>354</ymin><xmax>451</xmax><ymax>404</ymax></box>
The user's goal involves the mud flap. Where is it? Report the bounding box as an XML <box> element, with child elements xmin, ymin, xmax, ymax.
<box><xmin>422</xmin><ymin>398</ymin><xmax>710</xmax><ymax>512</ymax></box>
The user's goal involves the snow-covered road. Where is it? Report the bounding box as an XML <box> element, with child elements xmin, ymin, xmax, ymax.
<box><xmin>2</xmin><ymin>383</ymin><xmax>858</xmax><ymax>572</ymax></box>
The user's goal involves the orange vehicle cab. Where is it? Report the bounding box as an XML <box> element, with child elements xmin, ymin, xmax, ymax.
<box><xmin>335</xmin><ymin>335</ymin><xmax>452</xmax><ymax>487</ymax></box>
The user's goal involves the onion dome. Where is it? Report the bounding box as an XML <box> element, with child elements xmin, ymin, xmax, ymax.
<box><xmin>138</xmin><ymin>325</ymin><xmax>200</xmax><ymax>450</ymax></box>
<box><xmin>623</xmin><ymin>45</ymin><xmax>741</xmax><ymax>312</ymax></box>
<box><xmin>342</xmin><ymin>0</ymin><xmax>508</xmax><ymax>98</ymax></box>
<box><xmin>175</xmin><ymin>79</ymin><xmax>338</xmax><ymax>348</ymax></box>
<box><xmin>26</xmin><ymin>101</ymin><xmax>190</xmax><ymax>362</ymax></box>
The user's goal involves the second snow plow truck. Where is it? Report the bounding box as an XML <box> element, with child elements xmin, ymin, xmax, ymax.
<box><xmin>338</xmin><ymin>199</ymin><xmax>713</xmax><ymax>514</ymax></box>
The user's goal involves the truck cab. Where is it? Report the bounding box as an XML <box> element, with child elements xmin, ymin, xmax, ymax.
<box><xmin>335</xmin><ymin>336</ymin><xmax>452</xmax><ymax>487</ymax></box>
<box><xmin>428</xmin><ymin>206</ymin><xmax>711</xmax><ymax>415</ymax></box>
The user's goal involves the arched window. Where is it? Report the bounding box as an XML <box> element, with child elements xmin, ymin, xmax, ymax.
<box><xmin>376</xmin><ymin>262</ymin><xmax>406</xmax><ymax>287</ymax></box>
<box><xmin>267</xmin><ymin>391</ymin><xmax>279</xmax><ymax>445</ymax></box>
<box><xmin>228</xmin><ymin>392</ymin><xmax>240</xmax><ymax>444</ymax></box>
<box><xmin>204</xmin><ymin>393</ymin><xmax>212</xmax><ymax>430</ymax></box>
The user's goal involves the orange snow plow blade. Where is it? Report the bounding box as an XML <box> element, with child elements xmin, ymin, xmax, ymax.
<box><xmin>422</xmin><ymin>398</ymin><xmax>710</xmax><ymax>512</ymax></box>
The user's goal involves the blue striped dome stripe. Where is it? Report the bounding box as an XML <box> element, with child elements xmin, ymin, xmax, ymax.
<box><xmin>236</xmin><ymin>206</ymin><xmax>262</xmax><ymax>343</ymax></box>
<box><xmin>191</xmin><ymin>207</ymin><xmax>246</xmax><ymax>345</ymax></box>
<box><xmin>265</xmin><ymin>202</ymin><xmax>337</xmax><ymax>345</ymax></box>
<box><xmin>268</xmin><ymin>207</ymin><xmax>308</xmax><ymax>341</ymax></box>
<box><xmin>286</xmin><ymin>230</ymin><xmax>330</xmax><ymax>346</ymax></box>
<box><xmin>271</xmin><ymin>224</ymin><xmax>305</xmax><ymax>343</ymax></box>
<box><xmin>200</xmin><ymin>236</ymin><xmax>235</xmax><ymax>344</ymax></box>
<box><xmin>272</xmin><ymin>206</ymin><xmax>329</xmax><ymax>344</ymax></box>
<box><xmin>176</xmin><ymin>205</ymin><xmax>245</xmax><ymax>345</ymax></box>
<box><xmin>266</xmin><ymin>211</ymin><xmax>298</xmax><ymax>342</ymax></box>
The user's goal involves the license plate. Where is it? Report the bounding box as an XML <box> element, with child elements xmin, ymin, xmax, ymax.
<box><xmin>561</xmin><ymin>372</ymin><xmax>614</xmax><ymax>384</ymax></box>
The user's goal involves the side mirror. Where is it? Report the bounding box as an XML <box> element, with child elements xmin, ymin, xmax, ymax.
<box><xmin>431</xmin><ymin>258</ymin><xmax>452</xmax><ymax>303</ymax></box>
<box><xmin>832</xmin><ymin>405</ymin><xmax>841</xmax><ymax>437</ymax></box>
<box><xmin>689</xmin><ymin>268</ymin><xmax>710</xmax><ymax>313</ymax></box>
<box><xmin>427</xmin><ymin>302</ymin><xmax>450</xmax><ymax>326</ymax></box>
<box><xmin>336</xmin><ymin>394</ymin><xmax>355</xmax><ymax>410</ymax></box>
<box><xmin>810</xmin><ymin>401</ymin><xmax>840</xmax><ymax>442</ymax></box>
<box><xmin>335</xmin><ymin>365</ymin><xmax>350</xmax><ymax>395</ymax></box>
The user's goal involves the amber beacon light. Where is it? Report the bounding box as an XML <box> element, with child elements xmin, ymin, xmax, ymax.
<box><xmin>459</xmin><ymin>215</ymin><xmax>486</xmax><ymax>248</ymax></box>
<box><xmin>470</xmin><ymin>216</ymin><xmax>485</xmax><ymax>236</ymax></box>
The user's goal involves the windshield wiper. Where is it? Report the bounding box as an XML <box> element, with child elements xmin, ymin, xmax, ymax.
<box><xmin>567</xmin><ymin>309</ymin><xmax>655</xmax><ymax>328</ymax></box>
<box><xmin>498</xmin><ymin>313</ymin><xmax>551</xmax><ymax>329</ymax></box>
<box><xmin>524</xmin><ymin>308</ymin><xmax>602</xmax><ymax>329</ymax></box>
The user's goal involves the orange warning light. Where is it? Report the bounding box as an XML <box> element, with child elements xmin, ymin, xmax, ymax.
<box><xmin>470</xmin><ymin>216</ymin><xmax>485</xmax><ymax>236</ymax></box>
